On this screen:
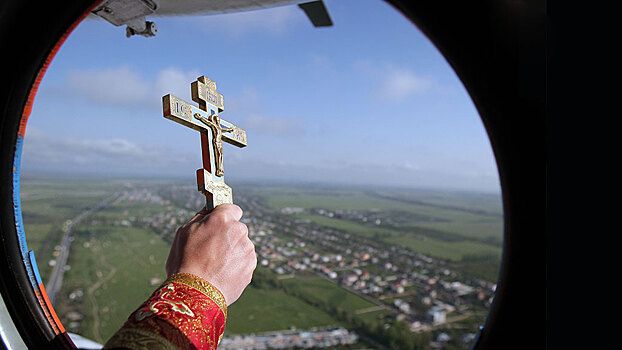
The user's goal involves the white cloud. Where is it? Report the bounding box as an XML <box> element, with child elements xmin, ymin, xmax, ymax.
<box><xmin>154</xmin><ymin>67</ymin><xmax>201</xmax><ymax>101</ymax></box>
<box><xmin>67</xmin><ymin>66</ymin><xmax>150</xmax><ymax>105</ymax></box>
<box><xmin>400</xmin><ymin>161</ymin><xmax>421</xmax><ymax>171</ymax></box>
<box><xmin>66</xmin><ymin>66</ymin><xmax>201</xmax><ymax>107</ymax></box>
<box><xmin>224</xmin><ymin>155</ymin><xmax>500</xmax><ymax>193</ymax></box>
<box><xmin>20</xmin><ymin>126</ymin><xmax>499</xmax><ymax>192</ymax></box>
<box><xmin>379</xmin><ymin>67</ymin><xmax>433</xmax><ymax>100</ymax></box>
<box><xmin>356</xmin><ymin>61</ymin><xmax>435</xmax><ymax>100</ymax></box>
<box><xmin>21</xmin><ymin>127</ymin><xmax>195</xmax><ymax>174</ymax></box>
<box><xmin>190</xmin><ymin>5</ymin><xmax>301</xmax><ymax>37</ymax></box>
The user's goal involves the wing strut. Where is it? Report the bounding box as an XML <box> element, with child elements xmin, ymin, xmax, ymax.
<box><xmin>298</xmin><ymin>1</ymin><xmax>333</xmax><ymax>27</ymax></box>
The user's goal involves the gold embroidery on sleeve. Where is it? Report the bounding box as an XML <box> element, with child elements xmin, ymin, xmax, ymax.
<box><xmin>165</xmin><ymin>273</ymin><xmax>227</xmax><ymax>319</ymax></box>
<box><xmin>135</xmin><ymin>284</ymin><xmax>195</xmax><ymax>322</ymax></box>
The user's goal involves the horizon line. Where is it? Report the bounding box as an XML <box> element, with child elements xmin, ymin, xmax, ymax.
<box><xmin>19</xmin><ymin>170</ymin><xmax>502</xmax><ymax>195</ymax></box>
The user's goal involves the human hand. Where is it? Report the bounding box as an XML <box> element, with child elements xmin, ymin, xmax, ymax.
<box><xmin>165</xmin><ymin>203</ymin><xmax>257</xmax><ymax>305</ymax></box>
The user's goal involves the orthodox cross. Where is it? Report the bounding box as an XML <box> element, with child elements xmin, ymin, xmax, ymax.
<box><xmin>162</xmin><ymin>76</ymin><xmax>247</xmax><ymax>209</ymax></box>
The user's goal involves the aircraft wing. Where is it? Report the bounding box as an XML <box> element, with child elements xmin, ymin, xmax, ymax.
<box><xmin>89</xmin><ymin>0</ymin><xmax>332</xmax><ymax>37</ymax></box>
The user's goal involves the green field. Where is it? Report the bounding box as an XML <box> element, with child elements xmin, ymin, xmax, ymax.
<box><xmin>227</xmin><ymin>270</ymin><xmax>391</xmax><ymax>335</ymax></box>
<box><xmin>249</xmin><ymin>185</ymin><xmax>501</xmax><ymax>218</ymax></box>
<box><xmin>226</xmin><ymin>285</ymin><xmax>342</xmax><ymax>334</ymax></box>
<box><xmin>248</xmin><ymin>184</ymin><xmax>503</xmax><ymax>264</ymax></box>
<box><xmin>19</xmin><ymin>177</ymin><xmax>502</xmax><ymax>348</ymax></box>
<box><xmin>21</xmin><ymin>177</ymin><xmax>117</xmax><ymax>280</ymax></box>
<box><xmin>57</xmin><ymin>224</ymin><xmax>172</xmax><ymax>343</ymax></box>
<box><xmin>280</xmin><ymin>276</ymin><xmax>383</xmax><ymax>313</ymax></box>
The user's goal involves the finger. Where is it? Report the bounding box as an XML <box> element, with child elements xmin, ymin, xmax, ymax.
<box><xmin>232</xmin><ymin>222</ymin><xmax>250</xmax><ymax>242</ymax></box>
<box><xmin>213</xmin><ymin>203</ymin><xmax>243</xmax><ymax>222</ymax></box>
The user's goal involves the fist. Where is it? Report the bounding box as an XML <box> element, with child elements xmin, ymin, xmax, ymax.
<box><xmin>165</xmin><ymin>204</ymin><xmax>257</xmax><ymax>305</ymax></box>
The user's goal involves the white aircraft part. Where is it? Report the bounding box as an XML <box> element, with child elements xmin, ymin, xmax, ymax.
<box><xmin>92</xmin><ymin>0</ymin><xmax>156</xmax><ymax>26</ymax></box>
<box><xmin>87</xmin><ymin>0</ymin><xmax>301</xmax><ymax>20</ymax></box>
<box><xmin>0</xmin><ymin>292</ymin><xmax>27</xmax><ymax>350</ymax></box>
<box><xmin>68</xmin><ymin>333</ymin><xmax>103</xmax><ymax>350</ymax></box>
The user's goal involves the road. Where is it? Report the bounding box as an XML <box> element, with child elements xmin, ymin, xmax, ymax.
<box><xmin>46</xmin><ymin>193</ymin><xmax>119</xmax><ymax>306</ymax></box>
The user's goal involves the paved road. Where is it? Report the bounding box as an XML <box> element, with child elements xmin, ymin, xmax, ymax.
<box><xmin>46</xmin><ymin>193</ymin><xmax>119</xmax><ymax>306</ymax></box>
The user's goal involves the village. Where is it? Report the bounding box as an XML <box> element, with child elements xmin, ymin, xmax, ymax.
<box><xmin>238</xmin><ymin>197</ymin><xmax>496</xmax><ymax>334</ymax></box>
<box><xmin>81</xmin><ymin>184</ymin><xmax>496</xmax><ymax>348</ymax></box>
<box><xmin>219</xmin><ymin>327</ymin><xmax>358</xmax><ymax>349</ymax></box>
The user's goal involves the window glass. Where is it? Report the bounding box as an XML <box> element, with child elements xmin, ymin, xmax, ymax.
<box><xmin>21</xmin><ymin>1</ymin><xmax>502</xmax><ymax>348</ymax></box>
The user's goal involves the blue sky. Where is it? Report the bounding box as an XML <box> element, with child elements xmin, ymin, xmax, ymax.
<box><xmin>22</xmin><ymin>0</ymin><xmax>500</xmax><ymax>193</ymax></box>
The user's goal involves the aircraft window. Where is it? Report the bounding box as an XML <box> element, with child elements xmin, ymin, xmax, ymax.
<box><xmin>20</xmin><ymin>0</ymin><xmax>503</xmax><ymax>348</ymax></box>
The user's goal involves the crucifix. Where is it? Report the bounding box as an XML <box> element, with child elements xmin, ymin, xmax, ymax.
<box><xmin>162</xmin><ymin>76</ymin><xmax>247</xmax><ymax>209</ymax></box>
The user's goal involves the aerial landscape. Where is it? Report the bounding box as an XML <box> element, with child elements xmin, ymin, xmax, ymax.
<box><xmin>21</xmin><ymin>175</ymin><xmax>502</xmax><ymax>349</ymax></box>
<box><xmin>16</xmin><ymin>1</ymin><xmax>506</xmax><ymax>349</ymax></box>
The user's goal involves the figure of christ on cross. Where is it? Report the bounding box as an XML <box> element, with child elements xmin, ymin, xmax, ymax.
<box><xmin>194</xmin><ymin>112</ymin><xmax>234</xmax><ymax>177</ymax></box>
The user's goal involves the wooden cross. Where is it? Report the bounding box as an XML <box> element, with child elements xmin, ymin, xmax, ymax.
<box><xmin>162</xmin><ymin>76</ymin><xmax>247</xmax><ymax>209</ymax></box>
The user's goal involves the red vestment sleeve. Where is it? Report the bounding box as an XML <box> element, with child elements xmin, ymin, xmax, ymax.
<box><xmin>104</xmin><ymin>273</ymin><xmax>227</xmax><ymax>350</ymax></box>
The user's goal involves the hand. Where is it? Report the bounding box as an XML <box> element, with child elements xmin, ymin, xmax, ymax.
<box><xmin>165</xmin><ymin>203</ymin><xmax>257</xmax><ymax>305</ymax></box>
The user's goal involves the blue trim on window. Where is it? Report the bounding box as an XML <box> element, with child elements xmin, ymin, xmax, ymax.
<box><xmin>12</xmin><ymin>136</ymin><xmax>39</xmax><ymax>290</ymax></box>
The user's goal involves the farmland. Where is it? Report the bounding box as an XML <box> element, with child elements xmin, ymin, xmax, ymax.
<box><xmin>20</xmin><ymin>176</ymin><xmax>502</xmax><ymax>348</ymax></box>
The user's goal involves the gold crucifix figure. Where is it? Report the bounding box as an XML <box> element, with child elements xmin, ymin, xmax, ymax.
<box><xmin>162</xmin><ymin>76</ymin><xmax>247</xmax><ymax>209</ymax></box>
<box><xmin>194</xmin><ymin>112</ymin><xmax>233</xmax><ymax>177</ymax></box>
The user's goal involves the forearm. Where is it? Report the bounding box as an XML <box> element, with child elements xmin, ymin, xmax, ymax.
<box><xmin>104</xmin><ymin>273</ymin><xmax>227</xmax><ymax>350</ymax></box>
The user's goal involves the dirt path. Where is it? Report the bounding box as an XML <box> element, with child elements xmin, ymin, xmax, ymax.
<box><xmin>87</xmin><ymin>246</ymin><xmax>117</xmax><ymax>344</ymax></box>
<box><xmin>354</xmin><ymin>305</ymin><xmax>388</xmax><ymax>314</ymax></box>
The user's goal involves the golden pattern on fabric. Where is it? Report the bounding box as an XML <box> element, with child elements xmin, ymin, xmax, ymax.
<box><xmin>103</xmin><ymin>327</ymin><xmax>177</xmax><ymax>350</ymax></box>
<box><xmin>135</xmin><ymin>283</ymin><xmax>195</xmax><ymax>322</ymax></box>
<box><xmin>165</xmin><ymin>273</ymin><xmax>227</xmax><ymax>319</ymax></box>
<box><xmin>104</xmin><ymin>274</ymin><xmax>227</xmax><ymax>350</ymax></box>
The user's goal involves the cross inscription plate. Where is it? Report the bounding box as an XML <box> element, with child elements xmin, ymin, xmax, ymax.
<box><xmin>162</xmin><ymin>76</ymin><xmax>247</xmax><ymax>209</ymax></box>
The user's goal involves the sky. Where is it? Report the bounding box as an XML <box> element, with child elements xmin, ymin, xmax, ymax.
<box><xmin>21</xmin><ymin>0</ymin><xmax>501</xmax><ymax>193</ymax></box>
